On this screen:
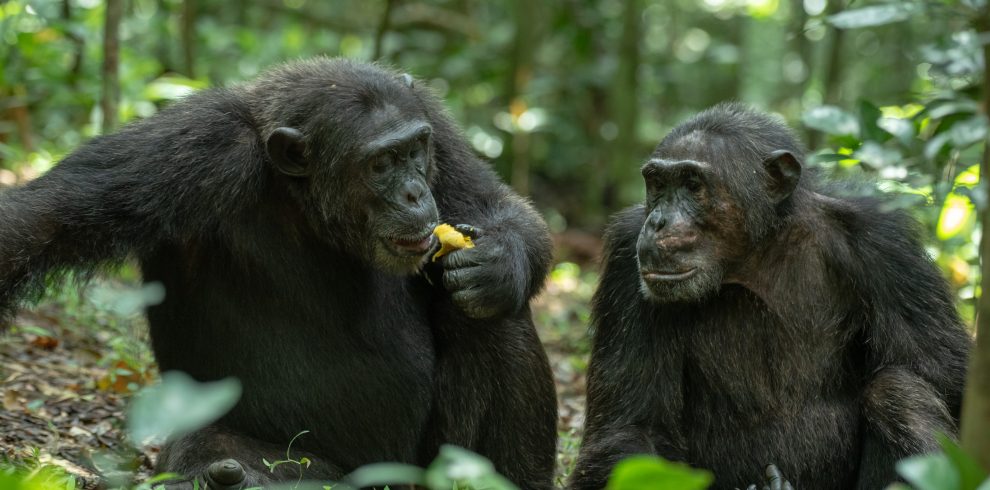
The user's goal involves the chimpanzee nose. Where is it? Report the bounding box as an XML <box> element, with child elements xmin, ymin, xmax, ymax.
<box><xmin>656</xmin><ymin>231</ymin><xmax>698</xmax><ymax>251</ymax></box>
<box><xmin>402</xmin><ymin>179</ymin><xmax>427</xmax><ymax>205</ymax></box>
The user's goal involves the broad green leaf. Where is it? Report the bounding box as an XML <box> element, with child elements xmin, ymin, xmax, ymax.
<box><xmin>859</xmin><ymin>100</ymin><xmax>886</xmax><ymax>143</ymax></box>
<box><xmin>827</xmin><ymin>3</ymin><xmax>920</xmax><ymax>29</ymax></box>
<box><xmin>143</xmin><ymin>76</ymin><xmax>209</xmax><ymax>102</ymax></box>
<box><xmin>803</xmin><ymin>106</ymin><xmax>860</xmax><ymax>137</ymax></box>
<box><xmin>928</xmin><ymin>100</ymin><xmax>979</xmax><ymax>120</ymax></box>
<box><xmin>878</xmin><ymin>117</ymin><xmax>915</xmax><ymax>145</ymax></box>
<box><xmin>605</xmin><ymin>455</ymin><xmax>713</xmax><ymax>490</ymax></box>
<box><xmin>343</xmin><ymin>463</ymin><xmax>426</xmax><ymax>488</ymax></box>
<box><xmin>127</xmin><ymin>371</ymin><xmax>241</xmax><ymax>447</ymax></box>
<box><xmin>853</xmin><ymin>142</ymin><xmax>902</xmax><ymax>170</ymax></box>
<box><xmin>937</xmin><ymin>192</ymin><xmax>974</xmax><ymax>240</ymax></box>
<box><xmin>937</xmin><ymin>434</ymin><xmax>988</xmax><ymax>490</ymax></box>
<box><xmin>425</xmin><ymin>445</ymin><xmax>518</xmax><ymax>490</ymax></box>
<box><xmin>896</xmin><ymin>453</ymin><xmax>959</xmax><ymax>490</ymax></box>
<box><xmin>809</xmin><ymin>153</ymin><xmax>854</xmax><ymax>164</ymax></box>
<box><xmin>925</xmin><ymin>132</ymin><xmax>953</xmax><ymax>161</ymax></box>
<box><xmin>949</xmin><ymin>115</ymin><xmax>989</xmax><ymax>148</ymax></box>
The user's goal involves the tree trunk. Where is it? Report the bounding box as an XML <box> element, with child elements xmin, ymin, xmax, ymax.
<box><xmin>181</xmin><ymin>0</ymin><xmax>197</xmax><ymax>78</ymax></box>
<box><xmin>101</xmin><ymin>0</ymin><xmax>123</xmax><ymax>134</ymax></box>
<box><xmin>373</xmin><ymin>0</ymin><xmax>395</xmax><ymax>60</ymax></box>
<box><xmin>605</xmin><ymin>0</ymin><xmax>641</xmax><ymax>208</ymax></box>
<box><xmin>502</xmin><ymin>0</ymin><xmax>540</xmax><ymax>195</ymax></box>
<box><xmin>960</xmin><ymin>8</ymin><xmax>990</xmax><ymax>473</ymax></box>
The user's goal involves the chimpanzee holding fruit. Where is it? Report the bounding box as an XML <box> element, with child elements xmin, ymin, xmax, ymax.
<box><xmin>0</xmin><ymin>58</ymin><xmax>557</xmax><ymax>489</ymax></box>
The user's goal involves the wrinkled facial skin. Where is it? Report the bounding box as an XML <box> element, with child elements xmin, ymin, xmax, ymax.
<box><xmin>361</xmin><ymin>118</ymin><xmax>440</xmax><ymax>274</ymax></box>
<box><xmin>635</xmin><ymin>158</ymin><xmax>746</xmax><ymax>303</ymax></box>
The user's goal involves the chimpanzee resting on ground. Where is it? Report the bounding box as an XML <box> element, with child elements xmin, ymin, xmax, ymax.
<box><xmin>569</xmin><ymin>103</ymin><xmax>971</xmax><ymax>490</ymax></box>
<box><xmin>0</xmin><ymin>58</ymin><xmax>557</xmax><ymax>489</ymax></box>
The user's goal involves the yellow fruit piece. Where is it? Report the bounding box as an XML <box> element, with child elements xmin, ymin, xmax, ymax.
<box><xmin>432</xmin><ymin>223</ymin><xmax>474</xmax><ymax>261</ymax></box>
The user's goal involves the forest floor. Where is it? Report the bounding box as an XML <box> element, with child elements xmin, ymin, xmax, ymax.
<box><xmin>0</xmin><ymin>262</ymin><xmax>597</xmax><ymax>489</ymax></box>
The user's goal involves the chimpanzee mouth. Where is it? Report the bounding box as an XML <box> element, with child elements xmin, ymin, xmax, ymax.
<box><xmin>386</xmin><ymin>232</ymin><xmax>437</xmax><ymax>256</ymax></box>
<box><xmin>641</xmin><ymin>268</ymin><xmax>698</xmax><ymax>283</ymax></box>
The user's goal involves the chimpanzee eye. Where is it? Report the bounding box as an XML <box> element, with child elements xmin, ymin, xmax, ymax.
<box><xmin>372</xmin><ymin>153</ymin><xmax>392</xmax><ymax>174</ymax></box>
<box><xmin>685</xmin><ymin>175</ymin><xmax>703</xmax><ymax>193</ymax></box>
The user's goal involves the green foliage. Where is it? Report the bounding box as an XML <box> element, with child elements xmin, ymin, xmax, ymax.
<box><xmin>263</xmin><ymin>430</ymin><xmax>314</xmax><ymax>487</ymax></box>
<box><xmin>127</xmin><ymin>371</ymin><xmax>242</xmax><ymax>447</ymax></box>
<box><xmin>894</xmin><ymin>435</ymin><xmax>990</xmax><ymax>490</ymax></box>
<box><xmin>605</xmin><ymin>455</ymin><xmax>713</xmax><ymax>490</ymax></box>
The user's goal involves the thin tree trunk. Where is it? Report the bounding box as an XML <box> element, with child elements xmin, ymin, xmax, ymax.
<box><xmin>605</xmin><ymin>0</ymin><xmax>641</xmax><ymax>208</ymax></box>
<box><xmin>181</xmin><ymin>0</ymin><xmax>196</xmax><ymax>78</ymax></box>
<box><xmin>809</xmin><ymin>0</ymin><xmax>845</xmax><ymax>148</ymax></box>
<box><xmin>373</xmin><ymin>0</ymin><xmax>395</xmax><ymax>60</ymax></box>
<box><xmin>960</xmin><ymin>8</ymin><xmax>990</xmax><ymax>473</ymax></box>
<box><xmin>503</xmin><ymin>0</ymin><xmax>539</xmax><ymax>195</ymax></box>
<box><xmin>101</xmin><ymin>0</ymin><xmax>123</xmax><ymax>134</ymax></box>
<box><xmin>61</xmin><ymin>0</ymin><xmax>84</xmax><ymax>87</ymax></box>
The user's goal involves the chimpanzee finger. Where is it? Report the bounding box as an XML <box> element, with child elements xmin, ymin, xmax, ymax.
<box><xmin>442</xmin><ymin>267</ymin><xmax>482</xmax><ymax>291</ymax></box>
<box><xmin>453</xmin><ymin>224</ymin><xmax>484</xmax><ymax>240</ymax></box>
<box><xmin>441</xmin><ymin>246</ymin><xmax>485</xmax><ymax>269</ymax></box>
<box><xmin>765</xmin><ymin>464</ymin><xmax>785</xmax><ymax>490</ymax></box>
<box><xmin>782</xmin><ymin>482</ymin><xmax>794</xmax><ymax>490</ymax></box>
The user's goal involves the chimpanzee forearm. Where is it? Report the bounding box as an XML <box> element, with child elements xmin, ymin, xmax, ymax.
<box><xmin>856</xmin><ymin>367</ymin><xmax>954</xmax><ymax>489</ymax></box>
<box><xmin>568</xmin><ymin>426</ymin><xmax>656</xmax><ymax>490</ymax></box>
<box><xmin>0</xmin><ymin>163</ymin><xmax>141</xmax><ymax>323</ymax></box>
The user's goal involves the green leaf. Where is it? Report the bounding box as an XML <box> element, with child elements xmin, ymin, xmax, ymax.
<box><xmin>854</xmin><ymin>142</ymin><xmax>902</xmax><ymax>170</ymax></box>
<box><xmin>343</xmin><ymin>463</ymin><xmax>425</xmax><ymax>488</ymax></box>
<box><xmin>809</xmin><ymin>153</ymin><xmax>855</xmax><ymax>164</ymax></box>
<box><xmin>425</xmin><ymin>445</ymin><xmax>519</xmax><ymax>490</ymax></box>
<box><xmin>605</xmin><ymin>455</ymin><xmax>713</xmax><ymax>490</ymax></box>
<box><xmin>143</xmin><ymin>76</ymin><xmax>209</xmax><ymax>102</ymax></box>
<box><xmin>937</xmin><ymin>434</ymin><xmax>988</xmax><ymax>490</ymax></box>
<box><xmin>878</xmin><ymin>117</ymin><xmax>915</xmax><ymax>145</ymax></box>
<box><xmin>948</xmin><ymin>115</ymin><xmax>989</xmax><ymax>149</ymax></box>
<box><xmin>827</xmin><ymin>3</ymin><xmax>920</xmax><ymax>29</ymax></box>
<box><xmin>859</xmin><ymin>100</ymin><xmax>886</xmax><ymax>143</ymax></box>
<box><xmin>896</xmin><ymin>453</ymin><xmax>960</xmax><ymax>490</ymax></box>
<box><xmin>803</xmin><ymin>106</ymin><xmax>860</xmax><ymax>137</ymax></box>
<box><xmin>928</xmin><ymin>100</ymin><xmax>979</xmax><ymax>120</ymax></box>
<box><xmin>925</xmin><ymin>131</ymin><xmax>953</xmax><ymax>161</ymax></box>
<box><xmin>127</xmin><ymin>371</ymin><xmax>242</xmax><ymax>447</ymax></box>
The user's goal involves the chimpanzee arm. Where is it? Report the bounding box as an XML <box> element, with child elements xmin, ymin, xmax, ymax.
<box><xmin>424</xmin><ymin>105</ymin><xmax>552</xmax><ymax>319</ymax></box>
<box><xmin>837</xmin><ymin>205</ymin><xmax>971</xmax><ymax>489</ymax></box>
<box><xmin>0</xmin><ymin>89</ymin><xmax>264</xmax><ymax>325</ymax></box>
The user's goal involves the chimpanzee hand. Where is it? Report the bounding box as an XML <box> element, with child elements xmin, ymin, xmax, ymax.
<box><xmin>738</xmin><ymin>464</ymin><xmax>794</xmax><ymax>490</ymax></box>
<box><xmin>440</xmin><ymin>224</ymin><xmax>526</xmax><ymax>319</ymax></box>
<box><xmin>161</xmin><ymin>459</ymin><xmax>250</xmax><ymax>490</ymax></box>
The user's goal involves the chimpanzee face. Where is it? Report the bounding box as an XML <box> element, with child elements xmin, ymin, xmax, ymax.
<box><xmin>635</xmin><ymin>142</ymin><xmax>802</xmax><ymax>303</ymax></box>
<box><xmin>264</xmin><ymin>81</ymin><xmax>441</xmax><ymax>275</ymax></box>
<box><xmin>358</xmin><ymin>112</ymin><xmax>440</xmax><ymax>273</ymax></box>
<box><xmin>635</xmin><ymin>157</ymin><xmax>739</xmax><ymax>303</ymax></box>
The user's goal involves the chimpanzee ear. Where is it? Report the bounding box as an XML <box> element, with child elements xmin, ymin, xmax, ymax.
<box><xmin>763</xmin><ymin>150</ymin><xmax>801</xmax><ymax>203</ymax></box>
<box><xmin>267</xmin><ymin>127</ymin><xmax>310</xmax><ymax>177</ymax></box>
<box><xmin>400</xmin><ymin>73</ymin><xmax>415</xmax><ymax>88</ymax></box>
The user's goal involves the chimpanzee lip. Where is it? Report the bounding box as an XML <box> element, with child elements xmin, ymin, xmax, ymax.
<box><xmin>641</xmin><ymin>268</ymin><xmax>698</xmax><ymax>282</ymax></box>
<box><xmin>386</xmin><ymin>232</ymin><xmax>436</xmax><ymax>256</ymax></box>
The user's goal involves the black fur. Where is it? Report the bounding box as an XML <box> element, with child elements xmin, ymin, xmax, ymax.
<box><xmin>569</xmin><ymin>103</ymin><xmax>971</xmax><ymax>490</ymax></box>
<box><xmin>0</xmin><ymin>58</ymin><xmax>556</xmax><ymax>489</ymax></box>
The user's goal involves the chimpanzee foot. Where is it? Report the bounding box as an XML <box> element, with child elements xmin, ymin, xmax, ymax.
<box><xmin>156</xmin><ymin>459</ymin><xmax>248</xmax><ymax>490</ymax></box>
<box><xmin>203</xmin><ymin>459</ymin><xmax>248</xmax><ymax>489</ymax></box>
